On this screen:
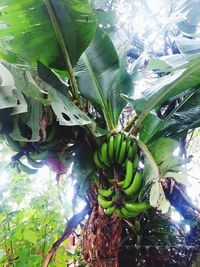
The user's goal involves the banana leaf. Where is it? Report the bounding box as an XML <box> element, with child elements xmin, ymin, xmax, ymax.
<box><xmin>75</xmin><ymin>29</ymin><xmax>133</xmax><ymax>129</ymax></box>
<box><xmin>0</xmin><ymin>62</ymin><xmax>17</xmax><ymax>109</ymax></box>
<box><xmin>140</xmin><ymin>89</ymin><xmax>200</xmax><ymax>143</ymax></box>
<box><xmin>0</xmin><ymin>0</ymin><xmax>97</xmax><ymax>70</ymax></box>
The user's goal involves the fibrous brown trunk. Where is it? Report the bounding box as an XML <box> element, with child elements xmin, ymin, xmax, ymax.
<box><xmin>83</xmin><ymin>205</ymin><xmax>122</xmax><ymax>267</ymax></box>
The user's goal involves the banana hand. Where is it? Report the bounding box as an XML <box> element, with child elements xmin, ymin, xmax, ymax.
<box><xmin>118</xmin><ymin>160</ymin><xmax>133</xmax><ymax>189</ymax></box>
<box><xmin>98</xmin><ymin>194</ymin><xmax>113</xmax><ymax>209</ymax></box>
<box><xmin>124</xmin><ymin>201</ymin><xmax>150</xmax><ymax>213</ymax></box>
<box><xmin>118</xmin><ymin>140</ymin><xmax>127</xmax><ymax>164</ymax></box>
<box><xmin>124</xmin><ymin>171</ymin><xmax>143</xmax><ymax>196</ymax></box>
<box><xmin>93</xmin><ymin>150</ymin><xmax>105</xmax><ymax>169</ymax></box>
<box><xmin>98</xmin><ymin>187</ymin><xmax>114</xmax><ymax>198</ymax></box>
<box><xmin>27</xmin><ymin>155</ymin><xmax>44</xmax><ymax>168</ymax></box>
<box><xmin>100</xmin><ymin>142</ymin><xmax>110</xmax><ymax>166</ymax></box>
<box><xmin>17</xmin><ymin>160</ymin><xmax>37</xmax><ymax>175</ymax></box>
<box><xmin>104</xmin><ymin>206</ymin><xmax>115</xmax><ymax>216</ymax></box>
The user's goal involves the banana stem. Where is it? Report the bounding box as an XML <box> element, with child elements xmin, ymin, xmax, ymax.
<box><xmin>44</xmin><ymin>0</ymin><xmax>80</xmax><ymax>106</ymax></box>
<box><xmin>124</xmin><ymin>114</ymin><xmax>137</xmax><ymax>132</ymax></box>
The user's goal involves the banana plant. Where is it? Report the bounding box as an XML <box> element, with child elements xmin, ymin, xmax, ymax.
<box><xmin>0</xmin><ymin>0</ymin><xmax>200</xmax><ymax>266</ymax></box>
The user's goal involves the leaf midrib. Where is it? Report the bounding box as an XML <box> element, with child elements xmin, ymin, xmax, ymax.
<box><xmin>82</xmin><ymin>52</ymin><xmax>115</xmax><ymax>130</ymax></box>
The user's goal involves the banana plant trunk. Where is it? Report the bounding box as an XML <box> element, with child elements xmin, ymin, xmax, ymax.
<box><xmin>83</xmin><ymin>205</ymin><xmax>122</xmax><ymax>267</ymax></box>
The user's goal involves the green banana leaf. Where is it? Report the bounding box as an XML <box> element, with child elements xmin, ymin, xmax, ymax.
<box><xmin>154</xmin><ymin>90</ymin><xmax>200</xmax><ymax>139</ymax></box>
<box><xmin>10</xmin><ymin>98</ymin><xmax>43</xmax><ymax>142</ymax></box>
<box><xmin>134</xmin><ymin>55</ymin><xmax>200</xmax><ymax>113</ymax></box>
<box><xmin>140</xmin><ymin>89</ymin><xmax>200</xmax><ymax>143</ymax></box>
<box><xmin>35</xmin><ymin>62</ymin><xmax>94</xmax><ymax>127</ymax></box>
<box><xmin>0</xmin><ymin>62</ymin><xmax>18</xmax><ymax>109</ymax></box>
<box><xmin>47</xmin><ymin>86</ymin><xmax>94</xmax><ymax>127</ymax></box>
<box><xmin>123</xmin><ymin>55</ymin><xmax>200</xmax><ymax>136</ymax></box>
<box><xmin>0</xmin><ymin>0</ymin><xmax>97</xmax><ymax>69</ymax></box>
<box><xmin>142</xmin><ymin>137</ymin><xmax>183</xmax><ymax>213</ymax></box>
<box><xmin>37</xmin><ymin>60</ymin><xmax>68</xmax><ymax>97</ymax></box>
<box><xmin>2</xmin><ymin>62</ymin><xmax>44</xmax><ymax>102</ymax></box>
<box><xmin>75</xmin><ymin>29</ymin><xmax>133</xmax><ymax>129</ymax></box>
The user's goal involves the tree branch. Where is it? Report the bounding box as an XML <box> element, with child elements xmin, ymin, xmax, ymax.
<box><xmin>42</xmin><ymin>206</ymin><xmax>90</xmax><ymax>267</ymax></box>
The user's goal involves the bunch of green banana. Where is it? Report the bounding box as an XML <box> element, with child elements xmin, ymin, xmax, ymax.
<box><xmin>94</xmin><ymin>132</ymin><xmax>150</xmax><ymax>219</ymax></box>
<box><xmin>93</xmin><ymin>133</ymin><xmax>138</xmax><ymax>169</ymax></box>
<box><xmin>119</xmin><ymin>201</ymin><xmax>150</xmax><ymax>218</ymax></box>
<box><xmin>97</xmin><ymin>183</ymin><xmax>150</xmax><ymax>219</ymax></box>
<box><xmin>38</xmin><ymin>126</ymin><xmax>59</xmax><ymax>150</ymax></box>
<box><xmin>98</xmin><ymin>188</ymin><xmax>150</xmax><ymax>218</ymax></box>
<box><xmin>16</xmin><ymin>160</ymin><xmax>38</xmax><ymax>175</ymax></box>
<box><xmin>4</xmin><ymin>134</ymin><xmax>24</xmax><ymax>153</ymax></box>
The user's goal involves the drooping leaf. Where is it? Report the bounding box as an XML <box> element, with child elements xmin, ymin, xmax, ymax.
<box><xmin>0</xmin><ymin>62</ymin><xmax>17</xmax><ymax>109</ymax></box>
<box><xmin>0</xmin><ymin>0</ymin><xmax>97</xmax><ymax>69</ymax></box>
<box><xmin>37</xmin><ymin>60</ymin><xmax>68</xmax><ymax>96</ymax></box>
<box><xmin>148</xmin><ymin>138</ymin><xmax>182</xmax><ymax>174</ymax></box>
<box><xmin>75</xmin><ymin>29</ymin><xmax>133</xmax><ymax>129</ymax></box>
<box><xmin>149</xmin><ymin>180</ymin><xmax>170</xmax><ymax>213</ymax></box>
<box><xmin>139</xmin><ymin>113</ymin><xmax>161</xmax><ymax>144</ymax></box>
<box><xmin>47</xmin><ymin>86</ymin><xmax>94</xmax><ymax>127</ymax></box>
<box><xmin>10</xmin><ymin>98</ymin><xmax>43</xmax><ymax>141</ymax></box>
<box><xmin>140</xmin><ymin>89</ymin><xmax>200</xmax><ymax>142</ymax></box>
<box><xmin>149</xmin><ymin>182</ymin><xmax>160</xmax><ymax>208</ymax></box>
<box><xmin>2</xmin><ymin>61</ymin><xmax>44</xmax><ymax>102</ymax></box>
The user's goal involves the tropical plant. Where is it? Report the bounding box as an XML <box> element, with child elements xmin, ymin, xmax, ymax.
<box><xmin>0</xmin><ymin>0</ymin><xmax>200</xmax><ymax>266</ymax></box>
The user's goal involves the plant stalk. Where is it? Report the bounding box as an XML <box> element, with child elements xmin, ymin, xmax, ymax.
<box><xmin>44</xmin><ymin>0</ymin><xmax>80</xmax><ymax>105</ymax></box>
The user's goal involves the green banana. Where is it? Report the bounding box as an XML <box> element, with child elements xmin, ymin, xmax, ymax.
<box><xmin>4</xmin><ymin>134</ymin><xmax>21</xmax><ymax>152</ymax></box>
<box><xmin>104</xmin><ymin>206</ymin><xmax>115</xmax><ymax>216</ymax></box>
<box><xmin>124</xmin><ymin>201</ymin><xmax>150</xmax><ymax>213</ymax></box>
<box><xmin>108</xmin><ymin>135</ymin><xmax>114</xmax><ymax>162</ymax></box>
<box><xmin>45</xmin><ymin>126</ymin><xmax>57</xmax><ymax>143</ymax></box>
<box><xmin>113</xmin><ymin>190</ymin><xmax>121</xmax><ymax>204</ymax></box>
<box><xmin>39</xmin><ymin>138</ymin><xmax>59</xmax><ymax>150</ymax></box>
<box><xmin>98</xmin><ymin>187</ymin><xmax>114</xmax><ymax>198</ymax></box>
<box><xmin>98</xmin><ymin>194</ymin><xmax>113</xmax><ymax>209</ymax></box>
<box><xmin>29</xmin><ymin>150</ymin><xmax>56</xmax><ymax>161</ymax></box>
<box><xmin>125</xmin><ymin>137</ymin><xmax>131</xmax><ymax>154</ymax></box>
<box><xmin>116</xmin><ymin>208</ymin><xmax>124</xmax><ymax>219</ymax></box>
<box><xmin>118</xmin><ymin>140</ymin><xmax>127</xmax><ymax>164</ymax></box>
<box><xmin>114</xmin><ymin>133</ymin><xmax>122</xmax><ymax>161</ymax></box>
<box><xmin>120</xmin><ymin>206</ymin><xmax>140</xmax><ymax>218</ymax></box>
<box><xmin>100</xmin><ymin>142</ymin><xmax>110</xmax><ymax>165</ymax></box>
<box><xmin>17</xmin><ymin>160</ymin><xmax>38</xmax><ymax>175</ymax></box>
<box><xmin>93</xmin><ymin>150</ymin><xmax>105</xmax><ymax>169</ymax></box>
<box><xmin>132</xmin><ymin>153</ymin><xmax>140</xmax><ymax>170</ymax></box>
<box><xmin>27</xmin><ymin>155</ymin><xmax>44</xmax><ymax>168</ymax></box>
<box><xmin>127</xmin><ymin>141</ymin><xmax>137</xmax><ymax>160</ymax></box>
<box><xmin>118</xmin><ymin>160</ymin><xmax>133</xmax><ymax>188</ymax></box>
<box><xmin>124</xmin><ymin>171</ymin><xmax>143</xmax><ymax>196</ymax></box>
